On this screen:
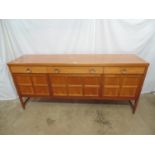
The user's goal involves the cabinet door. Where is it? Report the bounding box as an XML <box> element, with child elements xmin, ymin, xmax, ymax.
<box><xmin>50</xmin><ymin>74</ymin><xmax>101</xmax><ymax>98</ymax></box>
<box><xmin>119</xmin><ymin>75</ymin><xmax>142</xmax><ymax>98</ymax></box>
<box><xmin>14</xmin><ymin>74</ymin><xmax>34</xmax><ymax>95</ymax></box>
<box><xmin>67</xmin><ymin>76</ymin><xmax>83</xmax><ymax>96</ymax></box>
<box><xmin>50</xmin><ymin>75</ymin><xmax>68</xmax><ymax>96</ymax></box>
<box><xmin>102</xmin><ymin>75</ymin><xmax>121</xmax><ymax>97</ymax></box>
<box><xmin>102</xmin><ymin>74</ymin><xmax>142</xmax><ymax>98</ymax></box>
<box><xmin>31</xmin><ymin>75</ymin><xmax>50</xmax><ymax>96</ymax></box>
<box><xmin>68</xmin><ymin>85</ymin><xmax>83</xmax><ymax>96</ymax></box>
<box><xmin>50</xmin><ymin>75</ymin><xmax>83</xmax><ymax>97</ymax></box>
<box><xmin>52</xmin><ymin>85</ymin><xmax>68</xmax><ymax>96</ymax></box>
<box><xmin>83</xmin><ymin>76</ymin><xmax>100</xmax><ymax>97</ymax></box>
<box><xmin>14</xmin><ymin>74</ymin><xmax>50</xmax><ymax>96</ymax></box>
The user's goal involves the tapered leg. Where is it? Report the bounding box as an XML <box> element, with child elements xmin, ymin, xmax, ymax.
<box><xmin>19</xmin><ymin>96</ymin><xmax>25</xmax><ymax>109</ymax></box>
<box><xmin>132</xmin><ymin>98</ymin><xmax>139</xmax><ymax>114</ymax></box>
<box><xmin>19</xmin><ymin>96</ymin><xmax>30</xmax><ymax>109</ymax></box>
<box><xmin>129</xmin><ymin>99</ymin><xmax>139</xmax><ymax>114</ymax></box>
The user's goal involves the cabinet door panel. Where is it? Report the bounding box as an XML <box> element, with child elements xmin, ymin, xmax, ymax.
<box><xmin>14</xmin><ymin>74</ymin><xmax>50</xmax><ymax>96</ymax></box>
<box><xmin>104</xmin><ymin>75</ymin><xmax>120</xmax><ymax>85</ymax></box>
<box><xmin>68</xmin><ymin>85</ymin><xmax>83</xmax><ymax>96</ymax></box>
<box><xmin>32</xmin><ymin>75</ymin><xmax>48</xmax><ymax>85</ymax></box>
<box><xmin>19</xmin><ymin>86</ymin><xmax>34</xmax><ymax>95</ymax></box>
<box><xmin>84</xmin><ymin>86</ymin><xmax>100</xmax><ymax>97</ymax></box>
<box><xmin>34</xmin><ymin>86</ymin><xmax>49</xmax><ymax>96</ymax></box>
<box><xmin>121</xmin><ymin>76</ymin><xmax>141</xmax><ymax>86</ymax></box>
<box><xmin>103</xmin><ymin>86</ymin><xmax>120</xmax><ymax>97</ymax></box>
<box><xmin>102</xmin><ymin>75</ymin><xmax>121</xmax><ymax>97</ymax></box>
<box><xmin>50</xmin><ymin>76</ymin><xmax>67</xmax><ymax>85</ymax></box>
<box><xmin>67</xmin><ymin>76</ymin><xmax>82</xmax><ymax>85</ymax></box>
<box><xmin>120</xmin><ymin>75</ymin><xmax>142</xmax><ymax>98</ymax></box>
<box><xmin>50</xmin><ymin>75</ymin><xmax>67</xmax><ymax>96</ymax></box>
<box><xmin>52</xmin><ymin>86</ymin><xmax>67</xmax><ymax>96</ymax></box>
<box><xmin>15</xmin><ymin>75</ymin><xmax>32</xmax><ymax>85</ymax></box>
<box><xmin>83</xmin><ymin>76</ymin><xmax>100</xmax><ymax>97</ymax></box>
<box><xmin>120</xmin><ymin>87</ymin><xmax>137</xmax><ymax>97</ymax></box>
<box><xmin>83</xmin><ymin>76</ymin><xmax>100</xmax><ymax>85</ymax></box>
<box><xmin>14</xmin><ymin>74</ymin><xmax>33</xmax><ymax>95</ymax></box>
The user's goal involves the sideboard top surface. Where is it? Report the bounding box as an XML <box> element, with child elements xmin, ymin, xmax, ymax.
<box><xmin>8</xmin><ymin>54</ymin><xmax>149</xmax><ymax>66</ymax></box>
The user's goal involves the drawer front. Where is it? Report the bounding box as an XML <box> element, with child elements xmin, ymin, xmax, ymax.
<box><xmin>10</xmin><ymin>66</ymin><xmax>47</xmax><ymax>73</ymax></box>
<box><xmin>104</xmin><ymin>67</ymin><xmax>145</xmax><ymax>74</ymax></box>
<box><xmin>47</xmin><ymin>67</ymin><xmax>103</xmax><ymax>74</ymax></box>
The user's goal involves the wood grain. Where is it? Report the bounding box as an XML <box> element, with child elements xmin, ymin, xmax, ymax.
<box><xmin>8</xmin><ymin>54</ymin><xmax>149</xmax><ymax>113</ymax></box>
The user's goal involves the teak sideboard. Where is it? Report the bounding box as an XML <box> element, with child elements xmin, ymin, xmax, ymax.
<box><xmin>8</xmin><ymin>54</ymin><xmax>149</xmax><ymax>113</ymax></box>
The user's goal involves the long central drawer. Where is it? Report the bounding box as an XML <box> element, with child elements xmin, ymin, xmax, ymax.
<box><xmin>47</xmin><ymin>67</ymin><xmax>103</xmax><ymax>74</ymax></box>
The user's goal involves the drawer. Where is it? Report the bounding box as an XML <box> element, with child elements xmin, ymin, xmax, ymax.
<box><xmin>104</xmin><ymin>67</ymin><xmax>145</xmax><ymax>74</ymax></box>
<box><xmin>10</xmin><ymin>66</ymin><xmax>47</xmax><ymax>73</ymax></box>
<box><xmin>47</xmin><ymin>67</ymin><xmax>103</xmax><ymax>74</ymax></box>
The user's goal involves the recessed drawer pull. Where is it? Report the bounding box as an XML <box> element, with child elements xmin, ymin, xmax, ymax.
<box><xmin>89</xmin><ymin>68</ymin><xmax>96</xmax><ymax>73</ymax></box>
<box><xmin>26</xmin><ymin>68</ymin><xmax>31</xmax><ymax>73</ymax></box>
<box><xmin>121</xmin><ymin>68</ymin><xmax>127</xmax><ymax>74</ymax></box>
<box><xmin>54</xmin><ymin>68</ymin><xmax>60</xmax><ymax>73</ymax></box>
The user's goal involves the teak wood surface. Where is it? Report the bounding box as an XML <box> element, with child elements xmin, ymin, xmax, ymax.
<box><xmin>8</xmin><ymin>54</ymin><xmax>149</xmax><ymax>113</ymax></box>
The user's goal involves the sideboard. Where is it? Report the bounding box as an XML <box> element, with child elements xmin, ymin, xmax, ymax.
<box><xmin>8</xmin><ymin>54</ymin><xmax>149</xmax><ymax>113</ymax></box>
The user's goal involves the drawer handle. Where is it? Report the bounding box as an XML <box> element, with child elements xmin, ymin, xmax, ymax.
<box><xmin>121</xmin><ymin>68</ymin><xmax>127</xmax><ymax>74</ymax></box>
<box><xmin>26</xmin><ymin>68</ymin><xmax>31</xmax><ymax>73</ymax></box>
<box><xmin>54</xmin><ymin>68</ymin><xmax>60</xmax><ymax>73</ymax></box>
<box><xmin>89</xmin><ymin>68</ymin><xmax>96</xmax><ymax>73</ymax></box>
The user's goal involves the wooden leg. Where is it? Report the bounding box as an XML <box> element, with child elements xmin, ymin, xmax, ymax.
<box><xmin>19</xmin><ymin>96</ymin><xmax>30</xmax><ymax>109</ymax></box>
<box><xmin>19</xmin><ymin>96</ymin><xmax>25</xmax><ymax>109</ymax></box>
<box><xmin>132</xmin><ymin>98</ymin><xmax>139</xmax><ymax>114</ymax></box>
<box><xmin>129</xmin><ymin>99</ymin><xmax>139</xmax><ymax>114</ymax></box>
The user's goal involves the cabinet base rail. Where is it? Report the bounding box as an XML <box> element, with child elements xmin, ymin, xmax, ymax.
<box><xmin>19</xmin><ymin>96</ymin><xmax>139</xmax><ymax>114</ymax></box>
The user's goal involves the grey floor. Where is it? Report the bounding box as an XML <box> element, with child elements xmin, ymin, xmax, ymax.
<box><xmin>0</xmin><ymin>93</ymin><xmax>155</xmax><ymax>135</ymax></box>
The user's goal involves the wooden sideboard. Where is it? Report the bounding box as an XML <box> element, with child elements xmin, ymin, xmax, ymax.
<box><xmin>8</xmin><ymin>54</ymin><xmax>149</xmax><ymax>113</ymax></box>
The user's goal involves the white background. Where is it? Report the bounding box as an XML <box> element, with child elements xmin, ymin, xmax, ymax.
<box><xmin>0</xmin><ymin>19</ymin><xmax>155</xmax><ymax>100</ymax></box>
